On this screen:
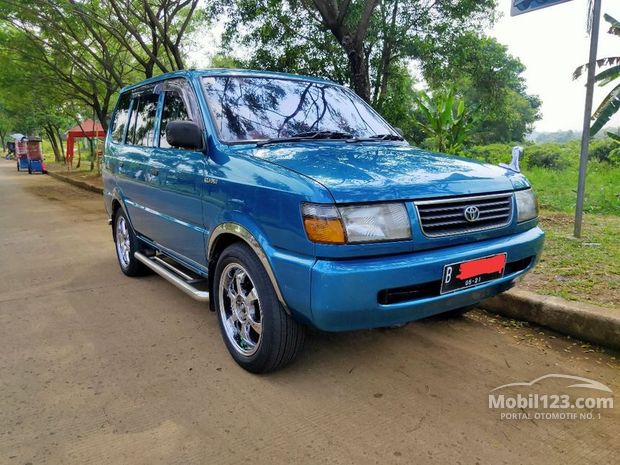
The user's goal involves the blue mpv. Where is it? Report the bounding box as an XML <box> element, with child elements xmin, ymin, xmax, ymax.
<box><xmin>103</xmin><ymin>69</ymin><xmax>544</xmax><ymax>372</ymax></box>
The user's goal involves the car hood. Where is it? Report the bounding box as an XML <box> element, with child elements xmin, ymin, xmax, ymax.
<box><xmin>251</xmin><ymin>142</ymin><xmax>526</xmax><ymax>203</ymax></box>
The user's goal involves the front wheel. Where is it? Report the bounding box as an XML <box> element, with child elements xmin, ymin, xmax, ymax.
<box><xmin>214</xmin><ymin>243</ymin><xmax>305</xmax><ymax>373</ymax></box>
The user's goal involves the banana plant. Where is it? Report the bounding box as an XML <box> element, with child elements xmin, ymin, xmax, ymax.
<box><xmin>607</xmin><ymin>131</ymin><xmax>620</xmax><ymax>161</ymax></box>
<box><xmin>574</xmin><ymin>14</ymin><xmax>620</xmax><ymax>136</ymax></box>
<box><xmin>412</xmin><ymin>87</ymin><xmax>476</xmax><ymax>154</ymax></box>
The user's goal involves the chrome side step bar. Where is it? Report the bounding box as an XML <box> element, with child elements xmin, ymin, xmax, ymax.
<box><xmin>134</xmin><ymin>252</ymin><xmax>210</xmax><ymax>302</ymax></box>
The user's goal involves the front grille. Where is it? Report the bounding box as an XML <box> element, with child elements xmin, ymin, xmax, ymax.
<box><xmin>415</xmin><ymin>192</ymin><xmax>514</xmax><ymax>237</ymax></box>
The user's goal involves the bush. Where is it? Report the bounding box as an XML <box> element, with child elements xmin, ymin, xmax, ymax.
<box><xmin>524</xmin><ymin>144</ymin><xmax>571</xmax><ymax>170</ymax></box>
<box><xmin>464</xmin><ymin>143</ymin><xmax>514</xmax><ymax>164</ymax></box>
<box><xmin>463</xmin><ymin>140</ymin><xmax>620</xmax><ymax>169</ymax></box>
<box><xmin>589</xmin><ymin>139</ymin><xmax>617</xmax><ymax>164</ymax></box>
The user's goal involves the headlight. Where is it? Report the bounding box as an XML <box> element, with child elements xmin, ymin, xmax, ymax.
<box><xmin>515</xmin><ymin>189</ymin><xmax>538</xmax><ymax>222</ymax></box>
<box><xmin>302</xmin><ymin>202</ymin><xmax>411</xmax><ymax>244</ymax></box>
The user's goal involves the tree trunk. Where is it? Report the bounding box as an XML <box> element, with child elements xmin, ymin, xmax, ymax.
<box><xmin>45</xmin><ymin>125</ymin><xmax>62</xmax><ymax>162</ymax></box>
<box><xmin>89</xmin><ymin>137</ymin><xmax>95</xmax><ymax>171</ymax></box>
<box><xmin>56</xmin><ymin>127</ymin><xmax>66</xmax><ymax>163</ymax></box>
<box><xmin>344</xmin><ymin>41</ymin><xmax>371</xmax><ymax>102</ymax></box>
<box><xmin>309</xmin><ymin>0</ymin><xmax>379</xmax><ymax>103</ymax></box>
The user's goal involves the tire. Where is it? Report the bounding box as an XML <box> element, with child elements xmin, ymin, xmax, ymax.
<box><xmin>113</xmin><ymin>209</ymin><xmax>149</xmax><ymax>277</ymax></box>
<box><xmin>28</xmin><ymin>167</ymin><xmax>32</xmax><ymax>174</ymax></box>
<box><xmin>16</xmin><ymin>162</ymin><xmax>19</xmax><ymax>172</ymax></box>
<box><xmin>214</xmin><ymin>243</ymin><xmax>305</xmax><ymax>373</ymax></box>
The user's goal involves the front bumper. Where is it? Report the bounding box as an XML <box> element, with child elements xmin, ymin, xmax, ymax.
<box><xmin>304</xmin><ymin>226</ymin><xmax>544</xmax><ymax>331</ymax></box>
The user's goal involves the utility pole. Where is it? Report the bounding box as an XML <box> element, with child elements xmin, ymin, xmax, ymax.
<box><xmin>574</xmin><ymin>0</ymin><xmax>602</xmax><ymax>238</ymax></box>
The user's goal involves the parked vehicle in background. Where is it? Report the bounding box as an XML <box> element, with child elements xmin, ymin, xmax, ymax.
<box><xmin>15</xmin><ymin>139</ymin><xmax>28</xmax><ymax>171</ymax></box>
<box><xmin>25</xmin><ymin>138</ymin><xmax>45</xmax><ymax>174</ymax></box>
<box><xmin>103</xmin><ymin>69</ymin><xmax>544</xmax><ymax>373</ymax></box>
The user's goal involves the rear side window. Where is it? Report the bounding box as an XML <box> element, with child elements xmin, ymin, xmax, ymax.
<box><xmin>110</xmin><ymin>93</ymin><xmax>131</xmax><ymax>143</ymax></box>
<box><xmin>127</xmin><ymin>93</ymin><xmax>159</xmax><ymax>147</ymax></box>
<box><xmin>159</xmin><ymin>91</ymin><xmax>190</xmax><ymax>149</ymax></box>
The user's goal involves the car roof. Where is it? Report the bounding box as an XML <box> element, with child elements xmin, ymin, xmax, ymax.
<box><xmin>119</xmin><ymin>68</ymin><xmax>338</xmax><ymax>93</ymax></box>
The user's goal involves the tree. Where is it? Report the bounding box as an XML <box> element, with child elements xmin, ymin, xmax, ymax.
<box><xmin>0</xmin><ymin>0</ymin><xmax>201</xmax><ymax>130</ymax></box>
<box><xmin>0</xmin><ymin>49</ymin><xmax>79</xmax><ymax>162</ymax></box>
<box><xmin>574</xmin><ymin>14</ymin><xmax>620</xmax><ymax>136</ymax></box>
<box><xmin>423</xmin><ymin>33</ymin><xmax>541</xmax><ymax>143</ymax></box>
<box><xmin>211</xmin><ymin>0</ymin><xmax>497</xmax><ymax>103</ymax></box>
<box><xmin>412</xmin><ymin>88</ymin><xmax>475</xmax><ymax>154</ymax></box>
<box><xmin>0</xmin><ymin>105</ymin><xmax>15</xmax><ymax>151</ymax></box>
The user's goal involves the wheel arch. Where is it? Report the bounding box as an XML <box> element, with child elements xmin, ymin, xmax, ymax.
<box><xmin>109</xmin><ymin>190</ymin><xmax>131</xmax><ymax>240</ymax></box>
<box><xmin>207</xmin><ymin>223</ymin><xmax>289</xmax><ymax>314</ymax></box>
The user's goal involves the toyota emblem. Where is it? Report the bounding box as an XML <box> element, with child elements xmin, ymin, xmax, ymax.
<box><xmin>463</xmin><ymin>206</ymin><xmax>480</xmax><ymax>222</ymax></box>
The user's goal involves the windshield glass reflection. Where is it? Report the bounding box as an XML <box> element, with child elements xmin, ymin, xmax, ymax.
<box><xmin>201</xmin><ymin>76</ymin><xmax>395</xmax><ymax>143</ymax></box>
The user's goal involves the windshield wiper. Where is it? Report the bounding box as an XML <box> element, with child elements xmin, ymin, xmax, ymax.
<box><xmin>347</xmin><ymin>133</ymin><xmax>405</xmax><ymax>143</ymax></box>
<box><xmin>256</xmin><ymin>130</ymin><xmax>353</xmax><ymax>147</ymax></box>
<box><xmin>291</xmin><ymin>130</ymin><xmax>352</xmax><ymax>139</ymax></box>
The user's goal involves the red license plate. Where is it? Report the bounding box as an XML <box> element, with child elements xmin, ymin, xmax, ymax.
<box><xmin>440</xmin><ymin>253</ymin><xmax>507</xmax><ymax>294</ymax></box>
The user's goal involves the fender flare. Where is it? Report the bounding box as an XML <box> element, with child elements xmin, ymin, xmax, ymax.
<box><xmin>208</xmin><ymin>223</ymin><xmax>289</xmax><ymax>312</ymax></box>
<box><xmin>108</xmin><ymin>189</ymin><xmax>130</xmax><ymax>220</ymax></box>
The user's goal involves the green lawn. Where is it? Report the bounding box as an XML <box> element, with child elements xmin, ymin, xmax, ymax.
<box><xmin>521</xmin><ymin>212</ymin><xmax>619</xmax><ymax>309</ymax></box>
<box><xmin>515</xmin><ymin>152</ymin><xmax>619</xmax><ymax>308</ymax></box>
<box><xmin>524</xmin><ymin>162</ymin><xmax>619</xmax><ymax>216</ymax></box>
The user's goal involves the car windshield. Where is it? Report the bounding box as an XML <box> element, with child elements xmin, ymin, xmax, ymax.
<box><xmin>201</xmin><ymin>75</ymin><xmax>397</xmax><ymax>143</ymax></box>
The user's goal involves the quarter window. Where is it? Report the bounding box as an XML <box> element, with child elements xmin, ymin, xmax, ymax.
<box><xmin>110</xmin><ymin>93</ymin><xmax>131</xmax><ymax>143</ymax></box>
<box><xmin>159</xmin><ymin>91</ymin><xmax>190</xmax><ymax>149</ymax></box>
<box><xmin>127</xmin><ymin>93</ymin><xmax>159</xmax><ymax>147</ymax></box>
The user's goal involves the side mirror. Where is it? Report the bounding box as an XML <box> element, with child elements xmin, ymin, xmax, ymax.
<box><xmin>499</xmin><ymin>146</ymin><xmax>523</xmax><ymax>173</ymax></box>
<box><xmin>166</xmin><ymin>120</ymin><xmax>204</xmax><ymax>150</ymax></box>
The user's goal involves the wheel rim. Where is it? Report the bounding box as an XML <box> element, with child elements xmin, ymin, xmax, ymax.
<box><xmin>115</xmin><ymin>216</ymin><xmax>131</xmax><ymax>269</ymax></box>
<box><xmin>218</xmin><ymin>263</ymin><xmax>263</xmax><ymax>356</ymax></box>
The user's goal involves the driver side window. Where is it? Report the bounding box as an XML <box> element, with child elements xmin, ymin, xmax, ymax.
<box><xmin>159</xmin><ymin>90</ymin><xmax>191</xmax><ymax>149</ymax></box>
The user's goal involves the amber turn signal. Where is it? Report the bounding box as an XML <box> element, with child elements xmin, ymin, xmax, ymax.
<box><xmin>303</xmin><ymin>217</ymin><xmax>346</xmax><ymax>244</ymax></box>
<box><xmin>302</xmin><ymin>203</ymin><xmax>346</xmax><ymax>244</ymax></box>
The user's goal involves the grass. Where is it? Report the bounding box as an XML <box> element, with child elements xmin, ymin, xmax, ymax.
<box><xmin>41</xmin><ymin>138</ymin><xmax>102</xmax><ymax>174</ymax></box>
<box><xmin>521</xmin><ymin>211</ymin><xmax>619</xmax><ymax>309</ymax></box>
<box><xmin>524</xmin><ymin>162</ymin><xmax>620</xmax><ymax>216</ymax></box>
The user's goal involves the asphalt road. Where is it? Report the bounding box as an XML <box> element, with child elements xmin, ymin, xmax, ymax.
<box><xmin>0</xmin><ymin>160</ymin><xmax>618</xmax><ymax>465</ymax></box>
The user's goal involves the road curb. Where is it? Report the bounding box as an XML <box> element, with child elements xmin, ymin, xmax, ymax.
<box><xmin>480</xmin><ymin>289</ymin><xmax>620</xmax><ymax>350</ymax></box>
<box><xmin>47</xmin><ymin>171</ymin><xmax>103</xmax><ymax>195</ymax></box>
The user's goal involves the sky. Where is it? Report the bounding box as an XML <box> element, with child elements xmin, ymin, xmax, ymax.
<box><xmin>188</xmin><ymin>0</ymin><xmax>620</xmax><ymax>133</ymax></box>
<box><xmin>490</xmin><ymin>0</ymin><xmax>619</xmax><ymax>132</ymax></box>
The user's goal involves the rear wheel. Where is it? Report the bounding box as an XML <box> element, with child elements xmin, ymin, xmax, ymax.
<box><xmin>113</xmin><ymin>209</ymin><xmax>148</xmax><ymax>277</ymax></box>
<box><xmin>214</xmin><ymin>243</ymin><xmax>305</xmax><ymax>373</ymax></box>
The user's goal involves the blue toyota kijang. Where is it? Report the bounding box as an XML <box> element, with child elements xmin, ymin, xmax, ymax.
<box><xmin>103</xmin><ymin>69</ymin><xmax>544</xmax><ymax>373</ymax></box>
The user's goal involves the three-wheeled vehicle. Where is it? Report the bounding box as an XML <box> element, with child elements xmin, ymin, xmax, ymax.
<box><xmin>15</xmin><ymin>139</ymin><xmax>28</xmax><ymax>171</ymax></box>
<box><xmin>26</xmin><ymin>137</ymin><xmax>45</xmax><ymax>174</ymax></box>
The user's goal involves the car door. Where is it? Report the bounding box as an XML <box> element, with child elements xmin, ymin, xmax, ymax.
<box><xmin>147</xmin><ymin>78</ymin><xmax>208</xmax><ymax>268</ymax></box>
<box><xmin>115</xmin><ymin>86</ymin><xmax>160</xmax><ymax>236</ymax></box>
